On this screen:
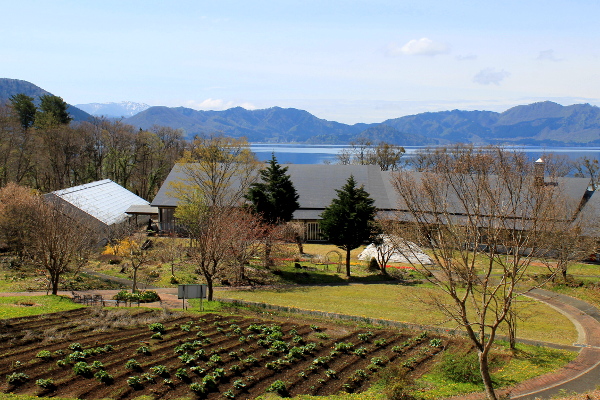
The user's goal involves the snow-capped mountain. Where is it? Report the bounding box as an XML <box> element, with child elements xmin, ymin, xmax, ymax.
<box><xmin>75</xmin><ymin>101</ymin><xmax>151</xmax><ymax>118</ymax></box>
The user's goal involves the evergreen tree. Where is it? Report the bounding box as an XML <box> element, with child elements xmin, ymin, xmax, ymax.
<box><xmin>9</xmin><ymin>93</ymin><xmax>36</xmax><ymax>130</ymax></box>
<box><xmin>246</xmin><ymin>154</ymin><xmax>299</xmax><ymax>224</ymax></box>
<box><xmin>319</xmin><ymin>175</ymin><xmax>378</xmax><ymax>277</ymax></box>
<box><xmin>35</xmin><ymin>94</ymin><xmax>72</xmax><ymax>128</ymax></box>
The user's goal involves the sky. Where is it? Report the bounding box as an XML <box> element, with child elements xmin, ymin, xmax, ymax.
<box><xmin>3</xmin><ymin>0</ymin><xmax>600</xmax><ymax>124</ymax></box>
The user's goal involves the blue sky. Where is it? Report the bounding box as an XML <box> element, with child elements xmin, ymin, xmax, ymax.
<box><xmin>3</xmin><ymin>0</ymin><xmax>600</xmax><ymax>123</ymax></box>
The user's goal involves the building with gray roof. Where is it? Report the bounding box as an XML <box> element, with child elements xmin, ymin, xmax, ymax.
<box><xmin>151</xmin><ymin>163</ymin><xmax>599</xmax><ymax>241</ymax></box>
<box><xmin>45</xmin><ymin>179</ymin><xmax>157</xmax><ymax>240</ymax></box>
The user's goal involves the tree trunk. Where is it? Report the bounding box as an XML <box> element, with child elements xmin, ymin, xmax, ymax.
<box><xmin>345</xmin><ymin>248</ymin><xmax>351</xmax><ymax>278</ymax></box>
<box><xmin>50</xmin><ymin>274</ymin><xmax>59</xmax><ymax>295</ymax></box>
<box><xmin>479</xmin><ymin>350</ymin><xmax>497</xmax><ymax>400</ymax></box>
<box><xmin>264</xmin><ymin>238</ymin><xmax>272</xmax><ymax>268</ymax></box>
<box><xmin>295</xmin><ymin>233</ymin><xmax>304</xmax><ymax>255</ymax></box>
<box><xmin>206</xmin><ymin>276</ymin><xmax>214</xmax><ymax>301</ymax></box>
<box><xmin>132</xmin><ymin>263</ymin><xmax>138</xmax><ymax>293</ymax></box>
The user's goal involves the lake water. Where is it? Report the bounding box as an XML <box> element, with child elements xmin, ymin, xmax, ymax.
<box><xmin>251</xmin><ymin>144</ymin><xmax>600</xmax><ymax>165</ymax></box>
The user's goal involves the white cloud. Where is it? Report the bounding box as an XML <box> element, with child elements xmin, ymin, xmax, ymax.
<box><xmin>537</xmin><ymin>49</ymin><xmax>562</xmax><ymax>62</ymax></box>
<box><xmin>388</xmin><ymin>37</ymin><xmax>450</xmax><ymax>56</ymax></box>
<box><xmin>473</xmin><ymin>68</ymin><xmax>510</xmax><ymax>85</ymax></box>
<box><xmin>185</xmin><ymin>98</ymin><xmax>257</xmax><ymax>111</ymax></box>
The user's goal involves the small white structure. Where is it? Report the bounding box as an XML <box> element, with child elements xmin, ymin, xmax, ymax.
<box><xmin>358</xmin><ymin>235</ymin><xmax>433</xmax><ymax>265</ymax></box>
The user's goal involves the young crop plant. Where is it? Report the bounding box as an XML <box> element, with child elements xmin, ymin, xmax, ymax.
<box><xmin>68</xmin><ymin>342</ymin><xmax>83</xmax><ymax>351</ymax></box>
<box><xmin>151</xmin><ymin>332</ymin><xmax>163</xmax><ymax>340</ymax></box>
<box><xmin>358</xmin><ymin>331</ymin><xmax>374</xmax><ymax>342</ymax></box>
<box><xmin>127</xmin><ymin>375</ymin><xmax>143</xmax><ymax>389</ymax></box>
<box><xmin>315</xmin><ymin>332</ymin><xmax>330</xmax><ymax>339</ymax></box>
<box><xmin>73</xmin><ymin>361</ymin><xmax>93</xmax><ymax>377</ymax></box>
<box><xmin>430</xmin><ymin>338</ymin><xmax>443</xmax><ymax>347</ymax></box>
<box><xmin>266</xmin><ymin>380</ymin><xmax>289</xmax><ymax>397</ymax></box>
<box><xmin>35</xmin><ymin>378</ymin><xmax>55</xmax><ymax>389</ymax></box>
<box><xmin>91</xmin><ymin>360</ymin><xmax>105</xmax><ymax>370</ymax></box>
<box><xmin>150</xmin><ymin>365</ymin><xmax>169</xmax><ymax>377</ymax></box>
<box><xmin>6</xmin><ymin>372</ymin><xmax>29</xmax><ymax>385</ymax></box>
<box><xmin>36</xmin><ymin>350</ymin><xmax>53</xmax><ymax>360</ymax></box>
<box><xmin>148</xmin><ymin>322</ymin><xmax>166</xmax><ymax>333</ymax></box>
<box><xmin>175</xmin><ymin>367</ymin><xmax>189</xmax><ymax>381</ymax></box>
<box><xmin>374</xmin><ymin>338</ymin><xmax>387</xmax><ymax>347</ymax></box>
<box><xmin>183</xmin><ymin>352</ymin><xmax>200</xmax><ymax>365</ymax></box>
<box><xmin>334</xmin><ymin>342</ymin><xmax>354</xmax><ymax>353</ymax></box>
<box><xmin>233</xmin><ymin>379</ymin><xmax>247</xmax><ymax>389</ymax></box>
<box><xmin>223</xmin><ymin>389</ymin><xmax>236</xmax><ymax>398</ymax></box>
<box><xmin>94</xmin><ymin>370</ymin><xmax>114</xmax><ymax>384</ymax></box>
<box><xmin>125</xmin><ymin>359</ymin><xmax>142</xmax><ymax>371</ymax></box>
<box><xmin>190</xmin><ymin>382</ymin><xmax>205</xmax><ymax>394</ymax></box>
<box><xmin>136</xmin><ymin>345</ymin><xmax>151</xmax><ymax>355</ymax></box>
<box><xmin>325</xmin><ymin>369</ymin><xmax>337</xmax><ymax>378</ymax></box>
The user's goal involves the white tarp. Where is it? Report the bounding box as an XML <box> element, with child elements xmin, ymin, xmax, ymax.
<box><xmin>358</xmin><ymin>235</ymin><xmax>433</xmax><ymax>265</ymax></box>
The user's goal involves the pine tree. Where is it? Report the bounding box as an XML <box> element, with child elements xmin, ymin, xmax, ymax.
<box><xmin>9</xmin><ymin>93</ymin><xmax>36</xmax><ymax>130</ymax></box>
<box><xmin>319</xmin><ymin>175</ymin><xmax>378</xmax><ymax>277</ymax></box>
<box><xmin>246</xmin><ymin>154</ymin><xmax>299</xmax><ymax>225</ymax></box>
<box><xmin>35</xmin><ymin>94</ymin><xmax>72</xmax><ymax>128</ymax></box>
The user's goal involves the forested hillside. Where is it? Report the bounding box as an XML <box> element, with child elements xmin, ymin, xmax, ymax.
<box><xmin>0</xmin><ymin>102</ymin><xmax>185</xmax><ymax>198</ymax></box>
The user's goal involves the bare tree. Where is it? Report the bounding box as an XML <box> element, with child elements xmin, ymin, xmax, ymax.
<box><xmin>171</xmin><ymin>134</ymin><xmax>260</xmax><ymax>208</ymax></box>
<box><xmin>336</xmin><ymin>139</ymin><xmax>405</xmax><ymax>170</ymax></box>
<box><xmin>27</xmin><ymin>197</ymin><xmax>97</xmax><ymax>295</ymax></box>
<box><xmin>176</xmin><ymin>202</ymin><xmax>262</xmax><ymax>300</ymax></box>
<box><xmin>386</xmin><ymin>146</ymin><xmax>577</xmax><ymax>400</ymax></box>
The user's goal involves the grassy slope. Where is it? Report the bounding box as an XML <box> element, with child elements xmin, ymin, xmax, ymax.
<box><xmin>219</xmin><ymin>284</ymin><xmax>577</xmax><ymax>345</ymax></box>
<box><xmin>0</xmin><ymin>296</ymin><xmax>83</xmax><ymax>319</ymax></box>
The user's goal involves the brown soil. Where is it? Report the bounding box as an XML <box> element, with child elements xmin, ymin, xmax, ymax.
<box><xmin>0</xmin><ymin>308</ymin><xmax>453</xmax><ymax>399</ymax></box>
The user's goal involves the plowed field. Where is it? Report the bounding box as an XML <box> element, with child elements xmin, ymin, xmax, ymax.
<box><xmin>0</xmin><ymin>308</ymin><xmax>450</xmax><ymax>399</ymax></box>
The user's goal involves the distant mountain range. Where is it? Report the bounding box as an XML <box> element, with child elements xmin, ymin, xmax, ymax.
<box><xmin>75</xmin><ymin>101</ymin><xmax>151</xmax><ymax>118</ymax></box>
<box><xmin>2</xmin><ymin>78</ymin><xmax>600</xmax><ymax>146</ymax></box>
<box><xmin>124</xmin><ymin>102</ymin><xmax>600</xmax><ymax>146</ymax></box>
<box><xmin>0</xmin><ymin>78</ymin><xmax>91</xmax><ymax>122</ymax></box>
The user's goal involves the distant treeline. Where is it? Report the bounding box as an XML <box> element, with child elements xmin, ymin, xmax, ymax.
<box><xmin>0</xmin><ymin>97</ymin><xmax>185</xmax><ymax>199</ymax></box>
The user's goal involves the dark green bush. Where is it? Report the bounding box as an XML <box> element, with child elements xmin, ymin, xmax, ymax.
<box><xmin>114</xmin><ymin>290</ymin><xmax>160</xmax><ymax>303</ymax></box>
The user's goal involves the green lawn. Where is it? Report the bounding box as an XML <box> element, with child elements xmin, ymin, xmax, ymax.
<box><xmin>0</xmin><ymin>295</ymin><xmax>83</xmax><ymax>319</ymax></box>
<box><xmin>219</xmin><ymin>284</ymin><xmax>577</xmax><ymax>345</ymax></box>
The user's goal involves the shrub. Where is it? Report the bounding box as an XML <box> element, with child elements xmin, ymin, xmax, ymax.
<box><xmin>266</xmin><ymin>380</ymin><xmax>289</xmax><ymax>397</ymax></box>
<box><xmin>439</xmin><ymin>351</ymin><xmax>482</xmax><ymax>384</ymax></box>
<box><xmin>369</xmin><ymin>257</ymin><xmax>379</xmax><ymax>271</ymax></box>
<box><xmin>6</xmin><ymin>372</ymin><xmax>29</xmax><ymax>385</ymax></box>
<box><xmin>35</xmin><ymin>378</ymin><xmax>55</xmax><ymax>389</ymax></box>
<box><xmin>114</xmin><ymin>290</ymin><xmax>161</xmax><ymax>303</ymax></box>
<box><xmin>73</xmin><ymin>361</ymin><xmax>93</xmax><ymax>377</ymax></box>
